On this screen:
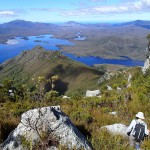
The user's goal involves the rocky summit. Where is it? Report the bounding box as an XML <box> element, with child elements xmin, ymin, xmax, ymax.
<box><xmin>1</xmin><ymin>106</ymin><xmax>92</xmax><ymax>150</ymax></box>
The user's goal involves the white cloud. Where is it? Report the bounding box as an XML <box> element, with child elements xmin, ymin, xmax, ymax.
<box><xmin>0</xmin><ymin>11</ymin><xmax>15</xmax><ymax>16</ymax></box>
<box><xmin>61</xmin><ymin>0</ymin><xmax>150</xmax><ymax>16</ymax></box>
<box><xmin>90</xmin><ymin>0</ymin><xmax>102</xmax><ymax>1</ymax></box>
<box><xmin>93</xmin><ymin>6</ymin><xmax>128</xmax><ymax>13</ymax></box>
<box><xmin>134</xmin><ymin>0</ymin><xmax>150</xmax><ymax>9</ymax></box>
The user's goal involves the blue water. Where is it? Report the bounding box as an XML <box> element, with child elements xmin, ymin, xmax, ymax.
<box><xmin>0</xmin><ymin>34</ymin><xmax>144</xmax><ymax>67</ymax></box>
<box><xmin>0</xmin><ymin>34</ymin><xmax>74</xmax><ymax>63</ymax></box>
<box><xmin>64</xmin><ymin>53</ymin><xmax>144</xmax><ymax>67</ymax></box>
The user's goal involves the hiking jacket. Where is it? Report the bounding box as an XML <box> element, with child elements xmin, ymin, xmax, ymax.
<box><xmin>127</xmin><ymin>119</ymin><xmax>149</xmax><ymax>136</ymax></box>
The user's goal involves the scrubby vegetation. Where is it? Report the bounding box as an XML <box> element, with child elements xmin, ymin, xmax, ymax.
<box><xmin>0</xmin><ymin>46</ymin><xmax>102</xmax><ymax>96</ymax></box>
<box><xmin>0</xmin><ymin>66</ymin><xmax>150</xmax><ymax>150</ymax></box>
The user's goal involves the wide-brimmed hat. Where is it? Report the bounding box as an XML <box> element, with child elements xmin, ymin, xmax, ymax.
<box><xmin>136</xmin><ymin>112</ymin><xmax>145</xmax><ymax>119</ymax></box>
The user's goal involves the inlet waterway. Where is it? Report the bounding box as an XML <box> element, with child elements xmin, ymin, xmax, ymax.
<box><xmin>0</xmin><ymin>34</ymin><xmax>144</xmax><ymax>67</ymax></box>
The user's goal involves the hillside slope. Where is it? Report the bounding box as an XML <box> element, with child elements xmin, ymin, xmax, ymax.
<box><xmin>1</xmin><ymin>48</ymin><xmax>150</xmax><ymax>149</ymax></box>
<box><xmin>0</xmin><ymin>46</ymin><xmax>102</xmax><ymax>94</ymax></box>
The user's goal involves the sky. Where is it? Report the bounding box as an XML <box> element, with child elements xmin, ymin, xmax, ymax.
<box><xmin>0</xmin><ymin>0</ymin><xmax>150</xmax><ymax>23</ymax></box>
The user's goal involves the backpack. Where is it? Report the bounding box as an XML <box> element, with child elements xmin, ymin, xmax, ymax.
<box><xmin>133</xmin><ymin>122</ymin><xmax>145</xmax><ymax>142</ymax></box>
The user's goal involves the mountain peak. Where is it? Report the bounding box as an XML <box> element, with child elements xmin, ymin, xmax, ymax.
<box><xmin>4</xmin><ymin>20</ymin><xmax>33</xmax><ymax>25</ymax></box>
<box><xmin>62</xmin><ymin>21</ymin><xmax>82</xmax><ymax>27</ymax></box>
<box><xmin>15</xmin><ymin>45</ymin><xmax>62</xmax><ymax>62</ymax></box>
<box><xmin>32</xmin><ymin>45</ymin><xmax>45</xmax><ymax>52</ymax></box>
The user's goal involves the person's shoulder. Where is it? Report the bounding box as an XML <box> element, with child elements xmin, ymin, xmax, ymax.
<box><xmin>130</xmin><ymin>119</ymin><xmax>136</xmax><ymax>125</ymax></box>
<box><xmin>131</xmin><ymin>119</ymin><xmax>136</xmax><ymax>123</ymax></box>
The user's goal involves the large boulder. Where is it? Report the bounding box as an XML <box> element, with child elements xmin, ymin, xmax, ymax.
<box><xmin>1</xmin><ymin>106</ymin><xmax>92</xmax><ymax>150</ymax></box>
<box><xmin>101</xmin><ymin>123</ymin><xmax>128</xmax><ymax>137</ymax></box>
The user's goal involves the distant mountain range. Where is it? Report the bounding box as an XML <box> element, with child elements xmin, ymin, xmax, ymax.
<box><xmin>61</xmin><ymin>20</ymin><xmax>150</xmax><ymax>28</ymax></box>
<box><xmin>1</xmin><ymin>19</ymin><xmax>150</xmax><ymax>30</ymax></box>
<box><xmin>0</xmin><ymin>19</ymin><xmax>58</xmax><ymax>29</ymax></box>
<box><xmin>0</xmin><ymin>46</ymin><xmax>102</xmax><ymax>95</ymax></box>
<box><xmin>0</xmin><ymin>20</ymin><xmax>59</xmax><ymax>43</ymax></box>
<box><xmin>113</xmin><ymin>20</ymin><xmax>150</xmax><ymax>29</ymax></box>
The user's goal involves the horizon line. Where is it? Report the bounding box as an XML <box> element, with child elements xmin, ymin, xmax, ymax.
<box><xmin>0</xmin><ymin>19</ymin><xmax>150</xmax><ymax>24</ymax></box>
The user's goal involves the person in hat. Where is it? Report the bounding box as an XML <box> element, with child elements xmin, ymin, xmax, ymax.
<box><xmin>127</xmin><ymin>112</ymin><xmax>149</xmax><ymax>150</ymax></box>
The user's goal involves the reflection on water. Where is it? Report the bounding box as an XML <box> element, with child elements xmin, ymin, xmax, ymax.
<box><xmin>6</xmin><ymin>39</ymin><xmax>19</xmax><ymax>45</ymax></box>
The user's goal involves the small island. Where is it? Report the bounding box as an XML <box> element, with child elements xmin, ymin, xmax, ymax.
<box><xmin>35</xmin><ymin>35</ymin><xmax>45</xmax><ymax>38</ymax></box>
<box><xmin>20</xmin><ymin>36</ymin><xmax>29</xmax><ymax>40</ymax></box>
<box><xmin>34</xmin><ymin>40</ymin><xmax>42</xmax><ymax>42</ymax></box>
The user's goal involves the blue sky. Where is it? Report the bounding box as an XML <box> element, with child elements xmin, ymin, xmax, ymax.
<box><xmin>0</xmin><ymin>0</ymin><xmax>150</xmax><ymax>23</ymax></box>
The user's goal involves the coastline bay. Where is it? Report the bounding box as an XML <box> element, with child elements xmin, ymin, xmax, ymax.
<box><xmin>0</xmin><ymin>34</ymin><xmax>144</xmax><ymax>67</ymax></box>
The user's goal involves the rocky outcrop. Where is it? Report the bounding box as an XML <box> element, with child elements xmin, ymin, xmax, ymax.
<box><xmin>126</xmin><ymin>73</ymin><xmax>132</xmax><ymax>88</ymax></box>
<box><xmin>86</xmin><ymin>90</ymin><xmax>100</xmax><ymax>97</ymax></box>
<box><xmin>62</xmin><ymin>95</ymin><xmax>70</xmax><ymax>99</ymax></box>
<box><xmin>101</xmin><ymin>123</ymin><xmax>128</xmax><ymax>137</ymax></box>
<box><xmin>142</xmin><ymin>58</ymin><xmax>150</xmax><ymax>74</ymax></box>
<box><xmin>142</xmin><ymin>40</ymin><xmax>150</xmax><ymax>74</ymax></box>
<box><xmin>1</xmin><ymin>106</ymin><xmax>92</xmax><ymax>150</ymax></box>
<box><xmin>106</xmin><ymin>85</ymin><xmax>113</xmax><ymax>90</ymax></box>
<box><xmin>98</xmin><ymin>72</ymin><xmax>112</xmax><ymax>84</ymax></box>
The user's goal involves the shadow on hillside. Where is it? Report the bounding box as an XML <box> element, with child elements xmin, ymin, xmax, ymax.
<box><xmin>51</xmin><ymin>64</ymin><xmax>80</xmax><ymax>78</ymax></box>
<box><xmin>45</xmin><ymin>63</ymin><xmax>104</xmax><ymax>95</ymax></box>
<box><xmin>51</xmin><ymin>64</ymin><xmax>104</xmax><ymax>78</ymax></box>
<box><xmin>0</xmin><ymin>66</ymin><xmax>3</xmax><ymax>71</ymax></box>
<box><xmin>54</xmin><ymin>79</ymin><xmax>68</xmax><ymax>95</ymax></box>
<box><xmin>45</xmin><ymin>79</ymin><xmax>68</xmax><ymax>95</ymax></box>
